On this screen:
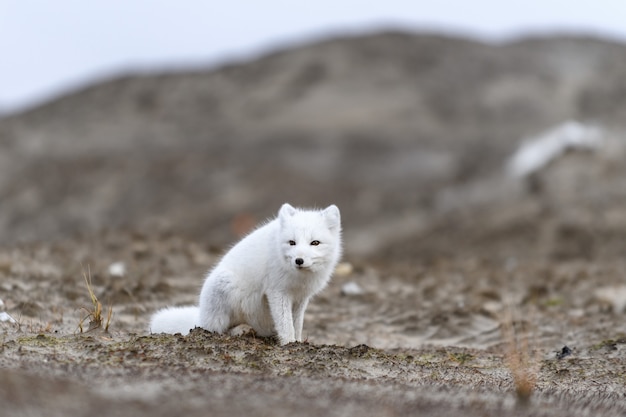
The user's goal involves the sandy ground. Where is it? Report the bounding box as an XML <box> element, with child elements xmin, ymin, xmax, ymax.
<box><xmin>1</xmin><ymin>231</ymin><xmax>626</xmax><ymax>417</ymax></box>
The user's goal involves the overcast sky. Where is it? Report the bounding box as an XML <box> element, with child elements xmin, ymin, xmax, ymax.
<box><xmin>1</xmin><ymin>1</ymin><xmax>625</xmax><ymax>114</ymax></box>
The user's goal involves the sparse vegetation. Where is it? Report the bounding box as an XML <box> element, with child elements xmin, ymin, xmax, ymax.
<box><xmin>447</xmin><ymin>351</ymin><xmax>474</xmax><ymax>365</ymax></box>
<box><xmin>78</xmin><ymin>266</ymin><xmax>112</xmax><ymax>333</ymax></box>
<box><xmin>501</xmin><ymin>306</ymin><xmax>540</xmax><ymax>407</ymax></box>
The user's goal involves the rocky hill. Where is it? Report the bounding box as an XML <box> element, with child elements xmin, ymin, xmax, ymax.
<box><xmin>1</xmin><ymin>31</ymin><xmax>625</xmax><ymax>260</ymax></box>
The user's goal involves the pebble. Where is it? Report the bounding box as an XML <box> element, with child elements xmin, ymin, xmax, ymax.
<box><xmin>0</xmin><ymin>311</ymin><xmax>16</xmax><ymax>324</ymax></box>
<box><xmin>556</xmin><ymin>345</ymin><xmax>572</xmax><ymax>360</ymax></box>
<box><xmin>481</xmin><ymin>301</ymin><xmax>503</xmax><ymax>316</ymax></box>
<box><xmin>108</xmin><ymin>261</ymin><xmax>126</xmax><ymax>277</ymax></box>
<box><xmin>341</xmin><ymin>281</ymin><xmax>364</xmax><ymax>296</ymax></box>
<box><xmin>335</xmin><ymin>262</ymin><xmax>354</xmax><ymax>276</ymax></box>
<box><xmin>568</xmin><ymin>309</ymin><xmax>585</xmax><ymax>318</ymax></box>
<box><xmin>594</xmin><ymin>285</ymin><xmax>626</xmax><ymax>313</ymax></box>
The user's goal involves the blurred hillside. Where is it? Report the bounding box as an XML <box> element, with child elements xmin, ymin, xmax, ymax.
<box><xmin>1</xmin><ymin>32</ymin><xmax>625</xmax><ymax>260</ymax></box>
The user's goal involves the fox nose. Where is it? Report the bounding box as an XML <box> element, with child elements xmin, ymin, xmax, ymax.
<box><xmin>295</xmin><ymin>258</ymin><xmax>304</xmax><ymax>266</ymax></box>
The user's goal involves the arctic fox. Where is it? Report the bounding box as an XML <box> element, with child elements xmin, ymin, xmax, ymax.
<box><xmin>150</xmin><ymin>203</ymin><xmax>342</xmax><ymax>345</ymax></box>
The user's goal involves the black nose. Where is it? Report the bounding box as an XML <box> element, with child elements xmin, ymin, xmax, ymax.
<box><xmin>295</xmin><ymin>258</ymin><xmax>304</xmax><ymax>266</ymax></box>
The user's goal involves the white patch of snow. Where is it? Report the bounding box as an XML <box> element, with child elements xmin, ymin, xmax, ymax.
<box><xmin>507</xmin><ymin>120</ymin><xmax>604</xmax><ymax>178</ymax></box>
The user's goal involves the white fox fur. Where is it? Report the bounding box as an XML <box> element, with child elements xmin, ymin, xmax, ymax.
<box><xmin>150</xmin><ymin>203</ymin><xmax>342</xmax><ymax>345</ymax></box>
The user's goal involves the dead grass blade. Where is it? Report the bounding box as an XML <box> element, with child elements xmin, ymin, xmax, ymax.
<box><xmin>501</xmin><ymin>304</ymin><xmax>540</xmax><ymax>407</ymax></box>
<box><xmin>78</xmin><ymin>266</ymin><xmax>113</xmax><ymax>333</ymax></box>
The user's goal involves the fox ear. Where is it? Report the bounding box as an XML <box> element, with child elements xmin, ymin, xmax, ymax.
<box><xmin>322</xmin><ymin>205</ymin><xmax>341</xmax><ymax>231</ymax></box>
<box><xmin>279</xmin><ymin>203</ymin><xmax>297</xmax><ymax>219</ymax></box>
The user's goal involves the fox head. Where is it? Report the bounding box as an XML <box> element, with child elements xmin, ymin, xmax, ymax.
<box><xmin>277</xmin><ymin>203</ymin><xmax>342</xmax><ymax>272</ymax></box>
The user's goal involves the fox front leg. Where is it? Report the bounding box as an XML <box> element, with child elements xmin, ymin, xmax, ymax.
<box><xmin>292</xmin><ymin>298</ymin><xmax>310</xmax><ymax>342</ymax></box>
<box><xmin>267</xmin><ymin>293</ymin><xmax>295</xmax><ymax>345</ymax></box>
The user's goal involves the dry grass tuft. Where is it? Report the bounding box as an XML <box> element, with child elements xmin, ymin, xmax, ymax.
<box><xmin>78</xmin><ymin>266</ymin><xmax>112</xmax><ymax>333</ymax></box>
<box><xmin>501</xmin><ymin>306</ymin><xmax>540</xmax><ymax>407</ymax></box>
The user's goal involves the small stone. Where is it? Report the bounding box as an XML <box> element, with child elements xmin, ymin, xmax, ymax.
<box><xmin>567</xmin><ymin>309</ymin><xmax>585</xmax><ymax>318</ymax></box>
<box><xmin>108</xmin><ymin>262</ymin><xmax>126</xmax><ymax>278</ymax></box>
<box><xmin>0</xmin><ymin>312</ymin><xmax>16</xmax><ymax>323</ymax></box>
<box><xmin>335</xmin><ymin>262</ymin><xmax>354</xmax><ymax>276</ymax></box>
<box><xmin>556</xmin><ymin>345</ymin><xmax>572</xmax><ymax>360</ymax></box>
<box><xmin>341</xmin><ymin>281</ymin><xmax>364</xmax><ymax>296</ymax></box>
<box><xmin>594</xmin><ymin>285</ymin><xmax>626</xmax><ymax>313</ymax></box>
<box><xmin>481</xmin><ymin>300</ymin><xmax>503</xmax><ymax>316</ymax></box>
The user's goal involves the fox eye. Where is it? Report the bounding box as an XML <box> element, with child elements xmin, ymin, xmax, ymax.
<box><xmin>310</xmin><ymin>240</ymin><xmax>320</xmax><ymax>246</ymax></box>
<box><xmin>288</xmin><ymin>240</ymin><xmax>296</xmax><ymax>246</ymax></box>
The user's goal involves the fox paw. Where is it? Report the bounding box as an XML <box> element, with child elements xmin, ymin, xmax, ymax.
<box><xmin>229</xmin><ymin>324</ymin><xmax>256</xmax><ymax>337</ymax></box>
